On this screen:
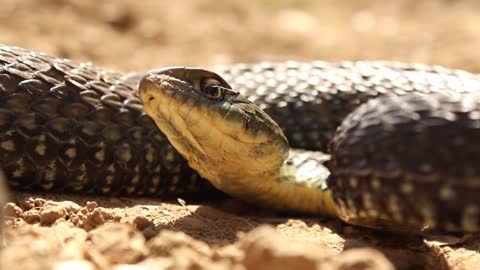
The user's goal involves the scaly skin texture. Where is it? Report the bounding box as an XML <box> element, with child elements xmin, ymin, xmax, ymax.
<box><xmin>0</xmin><ymin>45</ymin><xmax>215</xmax><ymax>197</ymax></box>
<box><xmin>329</xmin><ymin>92</ymin><xmax>480</xmax><ymax>232</ymax></box>
<box><xmin>1</xmin><ymin>44</ymin><xmax>480</xmax><ymax>233</ymax></box>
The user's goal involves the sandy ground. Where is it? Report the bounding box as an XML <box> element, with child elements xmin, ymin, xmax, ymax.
<box><xmin>1</xmin><ymin>0</ymin><xmax>480</xmax><ymax>269</ymax></box>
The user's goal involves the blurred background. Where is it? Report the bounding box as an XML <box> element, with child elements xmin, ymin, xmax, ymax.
<box><xmin>1</xmin><ymin>0</ymin><xmax>480</xmax><ymax>72</ymax></box>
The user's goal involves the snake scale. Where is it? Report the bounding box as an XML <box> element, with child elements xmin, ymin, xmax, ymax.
<box><xmin>1</xmin><ymin>44</ymin><xmax>480</xmax><ymax>234</ymax></box>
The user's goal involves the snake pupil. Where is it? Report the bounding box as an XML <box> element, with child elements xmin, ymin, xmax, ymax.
<box><xmin>203</xmin><ymin>82</ymin><xmax>224</xmax><ymax>100</ymax></box>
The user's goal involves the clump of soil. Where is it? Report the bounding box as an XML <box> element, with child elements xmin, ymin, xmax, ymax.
<box><xmin>3</xmin><ymin>195</ymin><xmax>397</xmax><ymax>270</ymax></box>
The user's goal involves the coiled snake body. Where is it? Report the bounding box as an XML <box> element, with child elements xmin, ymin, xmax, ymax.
<box><xmin>1</xmin><ymin>44</ymin><xmax>480</xmax><ymax>233</ymax></box>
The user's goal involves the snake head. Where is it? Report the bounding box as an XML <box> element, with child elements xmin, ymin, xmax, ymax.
<box><xmin>139</xmin><ymin>67</ymin><xmax>289</xmax><ymax>192</ymax></box>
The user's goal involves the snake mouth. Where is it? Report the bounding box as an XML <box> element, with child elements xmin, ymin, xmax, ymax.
<box><xmin>139</xmin><ymin>70</ymin><xmax>210</xmax><ymax>159</ymax></box>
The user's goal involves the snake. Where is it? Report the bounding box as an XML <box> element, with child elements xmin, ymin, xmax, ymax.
<box><xmin>0</xmin><ymin>44</ymin><xmax>479</xmax><ymax>234</ymax></box>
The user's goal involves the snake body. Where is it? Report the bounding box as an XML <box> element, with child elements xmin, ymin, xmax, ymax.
<box><xmin>0</xmin><ymin>45</ymin><xmax>220</xmax><ymax>197</ymax></box>
<box><xmin>1</xmin><ymin>44</ymin><xmax>480</xmax><ymax>233</ymax></box>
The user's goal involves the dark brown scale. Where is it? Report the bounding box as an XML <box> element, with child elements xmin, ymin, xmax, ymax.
<box><xmin>0</xmin><ymin>44</ymin><xmax>217</xmax><ymax>197</ymax></box>
<box><xmin>328</xmin><ymin>93</ymin><xmax>480</xmax><ymax>232</ymax></box>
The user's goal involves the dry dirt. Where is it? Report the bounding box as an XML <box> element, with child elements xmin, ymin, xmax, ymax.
<box><xmin>1</xmin><ymin>0</ymin><xmax>480</xmax><ymax>269</ymax></box>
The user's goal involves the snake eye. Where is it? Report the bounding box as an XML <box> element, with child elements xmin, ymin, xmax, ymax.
<box><xmin>201</xmin><ymin>78</ymin><xmax>225</xmax><ymax>100</ymax></box>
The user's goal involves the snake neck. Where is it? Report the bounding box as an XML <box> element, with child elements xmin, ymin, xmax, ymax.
<box><xmin>205</xmin><ymin>149</ymin><xmax>338</xmax><ymax>217</ymax></box>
